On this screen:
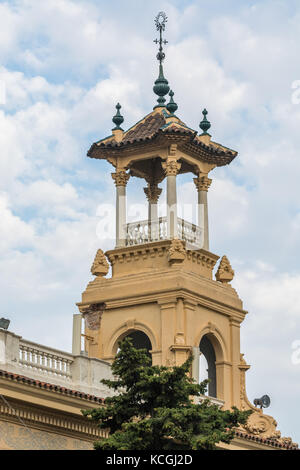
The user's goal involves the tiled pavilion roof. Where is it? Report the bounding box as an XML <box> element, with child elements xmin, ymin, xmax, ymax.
<box><xmin>87</xmin><ymin>107</ymin><xmax>238</xmax><ymax>167</ymax></box>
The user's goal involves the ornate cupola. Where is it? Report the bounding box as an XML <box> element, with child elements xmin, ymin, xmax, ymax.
<box><xmin>74</xmin><ymin>14</ymin><xmax>297</xmax><ymax>449</ymax></box>
<box><xmin>87</xmin><ymin>12</ymin><xmax>237</xmax><ymax>252</ymax></box>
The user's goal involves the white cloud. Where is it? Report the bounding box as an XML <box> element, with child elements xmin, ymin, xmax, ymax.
<box><xmin>0</xmin><ymin>194</ymin><xmax>35</xmax><ymax>253</ymax></box>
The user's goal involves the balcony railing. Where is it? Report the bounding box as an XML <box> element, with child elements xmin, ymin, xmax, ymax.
<box><xmin>125</xmin><ymin>217</ymin><xmax>203</xmax><ymax>249</ymax></box>
<box><xmin>19</xmin><ymin>339</ymin><xmax>73</xmax><ymax>381</ymax></box>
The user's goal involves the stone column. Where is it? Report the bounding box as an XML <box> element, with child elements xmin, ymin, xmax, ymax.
<box><xmin>162</xmin><ymin>160</ymin><xmax>181</xmax><ymax>239</ymax></box>
<box><xmin>144</xmin><ymin>182</ymin><xmax>162</xmax><ymax>241</ymax></box>
<box><xmin>112</xmin><ymin>169</ymin><xmax>130</xmax><ymax>248</ymax></box>
<box><xmin>193</xmin><ymin>174</ymin><xmax>212</xmax><ymax>251</ymax></box>
<box><xmin>192</xmin><ymin>347</ymin><xmax>200</xmax><ymax>384</ymax></box>
<box><xmin>72</xmin><ymin>314</ymin><xmax>82</xmax><ymax>356</ymax></box>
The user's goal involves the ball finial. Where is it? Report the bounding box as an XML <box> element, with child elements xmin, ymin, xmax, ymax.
<box><xmin>112</xmin><ymin>103</ymin><xmax>124</xmax><ymax>130</ymax></box>
<box><xmin>199</xmin><ymin>108</ymin><xmax>211</xmax><ymax>135</ymax></box>
<box><xmin>166</xmin><ymin>90</ymin><xmax>178</xmax><ymax>115</ymax></box>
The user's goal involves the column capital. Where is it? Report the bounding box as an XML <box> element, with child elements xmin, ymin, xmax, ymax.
<box><xmin>193</xmin><ymin>174</ymin><xmax>212</xmax><ymax>192</ymax></box>
<box><xmin>162</xmin><ymin>159</ymin><xmax>181</xmax><ymax>177</ymax></box>
<box><xmin>144</xmin><ymin>183</ymin><xmax>162</xmax><ymax>203</ymax></box>
<box><xmin>111</xmin><ymin>169</ymin><xmax>130</xmax><ymax>187</ymax></box>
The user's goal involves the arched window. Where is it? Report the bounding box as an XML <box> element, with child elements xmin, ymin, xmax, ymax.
<box><xmin>119</xmin><ymin>330</ymin><xmax>152</xmax><ymax>363</ymax></box>
<box><xmin>199</xmin><ymin>335</ymin><xmax>217</xmax><ymax>398</ymax></box>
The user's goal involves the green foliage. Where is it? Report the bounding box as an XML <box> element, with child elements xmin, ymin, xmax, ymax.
<box><xmin>82</xmin><ymin>337</ymin><xmax>251</xmax><ymax>450</ymax></box>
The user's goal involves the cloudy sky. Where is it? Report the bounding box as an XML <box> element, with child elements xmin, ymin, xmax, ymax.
<box><xmin>0</xmin><ymin>0</ymin><xmax>299</xmax><ymax>444</ymax></box>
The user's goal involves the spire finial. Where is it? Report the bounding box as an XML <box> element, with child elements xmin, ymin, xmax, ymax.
<box><xmin>112</xmin><ymin>103</ymin><xmax>124</xmax><ymax>130</ymax></box>
<box><xmin>199</xmin><ymin>108</ymin><xmax>211</xmax><ymax>135</ymax></box>
<box><xmin>153</xmin><ymin>12</ymin><xmax>170</xmax><ymax>109</ymax></box>
<box><xmin>154</xmin><ymin>11</ymin><xmax>168</xmax><ymax>66</ymax></box>
<box><xmin>166</xmin><ymin>90</ymin><xmax>178</xmax><ymax>115</ymax></box>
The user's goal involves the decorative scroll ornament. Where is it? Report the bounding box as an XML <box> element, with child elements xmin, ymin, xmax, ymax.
<box><xmin>91</xmin><ymin>249</ymin><xmax>109</xmax><ymax>277</ymax></box>
<box><xmin>144</xmin><ymin>184</ymin><xmax>162</xmax><ymax>203</ymax></box>
<box><xmin>162</xmin><ymin>160</ymin><xmax>181</xmax><ymax>177</ymax></box>
<box><xmin>168</xmin><ymin>239</ymin><xmax>186</xmax><ymax>263</ymax></box>
<box><xmin>238</xmin><ymin>412</ymin><xmax>298</xmax><ymax>448</ymax></box>
<box><xmin>111</xmin><ymin>170</ymin><xmax>130</xmax><ymax>187</ymax></box>
<box><xmin>215</xmin><ymin>255</ymin><xmax>234</xmax><ymax>284</ymax></box>
<box><xmin>238</xmin><ymin>354</ymin><xmax>298</xmax><ymax>448</ymax></box>
<box><xmin>193</xmin><ymin>175</ymin><xmax>212</xmax><ymax>192</ymax></box>
<box><xmin>79</xmin><ymin>303</ymin><xmax>106</xmax><ymax>331</ymax></box>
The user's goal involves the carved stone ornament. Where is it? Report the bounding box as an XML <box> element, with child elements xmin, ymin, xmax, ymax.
<box><xmin>238</xmin><ymin>411</ymin><xmax>298</xmax><ymax>448</ymax></box>
<box><xmin>91</xmin><ymin>249</ymin><xmax>109</xmax><ymax>277</ymax></box>
<box><xmin>215</xmin><ymin>255</ymin><xmax>234</xmax><ymax>283</ymax></box>
<box><xmin>168</xmin><ymin>238</ymin><xmax>186</xmax><ymax>263</ymax></box>
<box><xmin>162</xmin><ymin>160</ymin><xmax>181</xmax><ymax>177</ymax></box>
<box><xmin>144</xmin><ymin>184</ymin><xmax>162</xmax><ymax>203</ymax></box>
<box><xmin>111</xmin><ymin>169</ymin><xmax>130</xmax><ymax>187</ymax></box>
<box><xmin>174</xmin><ymin>332</ymin><xmax>185</xmax><ymax>345</ymax></box>
<box><xmin>238</xmin><ymin>356</ymin><xmax>298</xmax><ymax>449</ymax></box>
<box><xmin>193</xmin><ymin>175</ymin><xmax>212</xmax><ymax>192</ymax></box>
<box><xmin>79</xmin><ymin>303</ymin><xmax>106</xmax><ymax>331</ymax></box>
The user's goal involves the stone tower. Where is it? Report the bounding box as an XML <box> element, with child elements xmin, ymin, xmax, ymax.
<box><xmin>74</xmin><ymin>13</ymin><xmax>296</xmax><ymax>447</ymax></box>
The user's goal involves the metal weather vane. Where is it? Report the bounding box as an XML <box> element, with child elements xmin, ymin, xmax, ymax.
<box><xmin>154</xmin><ymin>12</ymin><xmax>168</xmax><ymax>65</ymax></box>
<box><xmin>152</xmin><ymin>12</ymin><xmax>170</xmax><ymax>108</ymax></box>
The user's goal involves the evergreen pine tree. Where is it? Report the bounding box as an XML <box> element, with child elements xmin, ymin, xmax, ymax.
<box><xmin>82</xmin><ymin>337</ymin><xmax>251</xmax><ymax>450</ymax></box>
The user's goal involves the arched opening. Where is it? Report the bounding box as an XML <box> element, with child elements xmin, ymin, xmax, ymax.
<box><xmin>199</xmin><ymin>335</ymin><xmax>217</xmax><ymax>398</ymax></box>
<box><xmin>117</xmin><ymin>330</ymin><xmax>152</xmax><ymax>363</ymax></box>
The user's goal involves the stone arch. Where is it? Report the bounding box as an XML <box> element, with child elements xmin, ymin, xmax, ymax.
<box><xmin>106</xmin><ymin>320</ymin><xmax>158</xmax><ymax>360</ymax></box>
<box><xmin>194</xmin><ymin>323</ymin><xmax>228</xmax><ymax>362</ymax></box>
<box><xmin>194</xmin><ymin>324</ymin><xmax>228</xmax><ymax>399</ymax></box>
<box><xmin>199</xmin><ymin>335</ymin><xmax>217</xmax><ymax>397</ymax></box>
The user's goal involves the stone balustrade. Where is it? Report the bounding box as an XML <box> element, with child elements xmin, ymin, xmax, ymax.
<box><xmin>19</xmin><ymin>340</ymin><xmax>73</xmax><ymax>380</ymax></box>
<box><xmin>125</xmin><ymin>217</ymin><xmax>202</xmax><ymax>249</ymax></box>
<box><xmin>0</xmin><ymin>329</ymin><xmax>113</xmax><ymax>397</ymax></box>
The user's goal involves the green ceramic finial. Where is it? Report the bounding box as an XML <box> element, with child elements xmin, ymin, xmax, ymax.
<box><xmin>153</xmin><ymin>64</ymin><xmax>170</xmax><ymax>108</ymax></box>
<box><xmin>112</xmin><ymin>103</ymin><xmax>124</xmax><ymax>130</ymax></box>
<box><xmin>199</xmin><ymin>108</ymin><xmax>211</xmax><ymax>135</ymax></box>
<box><xmin>166</xmin><ymin>90</ymin><xmax>178</xmax><ymax>115</ymax></box>
<box><xmin>153</xmin><ymin>12</ymin><xmax>170</xmax><ymax>108</ymax></box>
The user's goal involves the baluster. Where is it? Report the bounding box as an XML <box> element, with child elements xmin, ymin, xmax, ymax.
<box><xmin>36</xmin><ymin>350</ymin><xmax>41</xmax><ymax>370</ymax></box>
<box><xmin>62</xmin><ymin>359</ymin><xmax>67</xmax><ymax>376</ymax></box>
<box><xmin>66</xmin><ymin>360</ymin><xmax>71</xmax><ymax>378</ymax></box>
<box><xmin>47</xmin><ymin>354</ymin><xmax>52</xmax><ymax>374</ymax></box>
<box><xmin>56</xmin><ymin>357</ymin><xmax>61</xmax><ymax>375</ymax></box>
<box><xmin>20</xmin><ymin>346</ymin><xmax>26</xmax><ymax>364</ymax></box>
<box><xmin>53</xmin><ymin>356</ymin><xmax>58</xmax><ymax>374</ymax></box>
<box><xmin>28</xmin><ymin>348</ymin><xmax>33</xmax><ymax>366</ymax></box>
<box><xmin>40</xmin><ymin>352</ymin><xmax>46</xmax><ymax>372</ymax></box>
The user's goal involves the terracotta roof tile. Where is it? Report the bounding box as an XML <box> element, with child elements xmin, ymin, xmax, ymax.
<box><xmin>88</xmin><ymin>108</ymin><xmax>238</xmax><ymax>167</ymax></box>
<box><xmin>234</xmin><ymin>430</ymin><xmax>298</xmax><ymax>450</ymax></box>
<box><xmin>0</xmin><ymin>369</ymin><xmax>104</xmax><ymax>404</ymax></box>
<box><xmin>124</xmin><ymin>113</ymin><xmax>165</xmax><ymax>143</ymax></box>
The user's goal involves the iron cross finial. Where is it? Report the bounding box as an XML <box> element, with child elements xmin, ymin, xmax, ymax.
<box><xmin>154</xmin><ymin>11</ymin><xmax>168</xmax><ymax>65</ymax></box>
